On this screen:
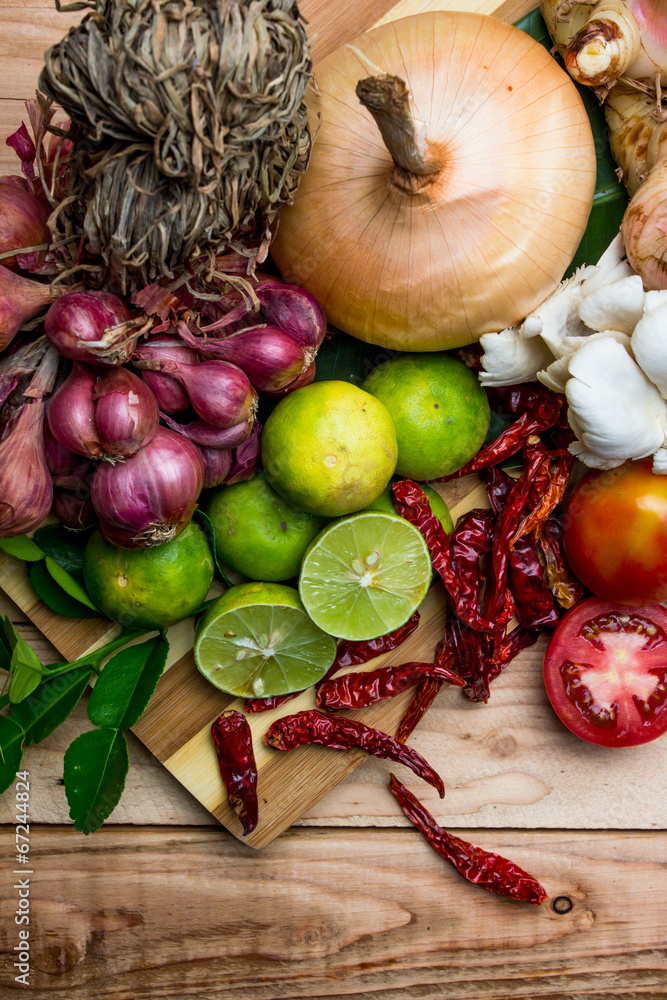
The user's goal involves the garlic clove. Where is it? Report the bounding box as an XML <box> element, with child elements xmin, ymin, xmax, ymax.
<box><xmin>631</xmin><ymin>300</ymin><xmax>667</xmax><ymax>396</ymax></box>
<box><xmin>478</xmin><ymin>327</ymin><xmax>553</xmax><ymax>386</ymax></box>
<box><xmin>578</xmin><ymin>274</ymin><xmax>645</xmax><ymax>334</ymax></box>
<box><xmin>565</xmin><ymin>336</ymin><xmax>667</xmax><ymax>465</ymax></box>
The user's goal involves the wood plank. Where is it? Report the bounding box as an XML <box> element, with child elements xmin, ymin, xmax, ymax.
<box><xmin>0</xmin><ymin>825</ymin><xmax>665</xmax><ymax>999</ymax></box>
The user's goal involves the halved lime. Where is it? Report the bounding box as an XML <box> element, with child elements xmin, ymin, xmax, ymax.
<box><xmin>194</xmin><ymin>581</ymin><xmax>337</xmax><ymax>698</ymax></box>
<box><xmin>298</xmin><ymin>512</ymin><xmax>431</xmax><ymax>641</ymax></box>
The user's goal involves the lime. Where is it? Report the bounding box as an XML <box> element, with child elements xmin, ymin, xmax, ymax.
<box><xmin>206</xmin><ymin>473</ymin><xmax>327</xmax><ymax>582</ymax></box>
<box><xmin>83</xmin><ymin>522</ymin><xmax>214</xmax><ymax>629</ymax></box>
<box><xmin>261</xmin><ymin>380</ymin><xmax>398</xmax><ymax>517</ymax></box>
<box><xmin>365</xmin><ymin>481</ymin><xmax>454</xmax><ymax>535</ymax></box>
<box><xmin>194</xmin><ymin>581</ymin><xmax>337</xmax><ymax>697</ymax></box>
<box><xmin>362</xmin><ymin>354</ymin><xmax>490</xmax><ymax>480</ymax></box>
<box><xmin>298</xmin><ymin>511</ymin><xmax>431</xmax><ymax>641</ymax></box>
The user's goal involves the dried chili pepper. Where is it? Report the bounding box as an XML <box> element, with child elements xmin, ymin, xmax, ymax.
<box><xmin>316</xmin><ymin>659</ymin><xmax>465</xmax><ymax>711</ymax></box>
<box><xmin>449</xmin><ymin>508</ymin><xmax>494</xmax><ymax>620</ymax></box>
<box><xmin>486</xmin><ymin>383</ymin><xmax>556</xmax><ymax>416</ymax></box>
<box><xmin>245</xmin><ymin>612</ymin><xmax>421</xmax><ymax>713</ymax></box>
<box><xmin>439</xmin><ymin>393</ymin><xmax>564</xmax><ymax>480</ymax></box>
<box><xmin>448</xmin><ymin>615</ymin><xmax>495</xmax><ymax>703</ymax></box>
<box><xmin>265</xmin><ymin>709</ymin><xmax>445</xmax><ymax>798</ymax></box>
<box><xmin>482</xmin><ymin>626</ymin><xmax>541</xmax><ymax>689</ymax></box>
<box><xmin>483</xmin><ymin>465</ymin><xmax>514</xmax><ymax>515</ymax></box>
<box><xmin>388</xmin><ymin>774</ymin><xmax>547</xmax><ymax>905</ymax></box>
<box><xmin>395</xmin><ymin>676</ymin><xmax>445</xmax><ymax>744</ymax></box>
<box><xmin>393</xmin><ymin>480</ymin><xmax>498</xmax><ymax>633</ymax></box>
<box><xmin>211</xmin><ymin>710</ymin><xmax>258</xmax><ymax>836</ymax></box>
<box><xmin>508</xmin><ymin>536</ymin><xmax>559</xmax><ymax>630</ymax></box>
<box><xmin>539</xmin><ymin>516</ymin><xmax>586</xmax><ymax>609</ymax></box>
<box><xmin>513</xmin><ymin>452</ymin><xmax>574</xmax><ymax>545</ymax></box>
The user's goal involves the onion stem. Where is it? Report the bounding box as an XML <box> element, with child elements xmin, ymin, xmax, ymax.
<box><xmin>355</xmin><ymin>74</ymin><xmax>443</xmax><ymax>180</ymax></box>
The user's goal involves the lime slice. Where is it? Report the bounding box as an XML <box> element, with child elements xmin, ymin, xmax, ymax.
<box><xmin>299</xmin><ymin>512</ymin><xmax>431</xmax><ymax>641</ymax></box>
<box><xmin>194</xmin><ymin>581</ymin><xmax>337</xmax><ymax>698</ymax></box>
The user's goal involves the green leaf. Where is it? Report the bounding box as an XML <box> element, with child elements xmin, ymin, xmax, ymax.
<box><xmin>45</xmin><ymin>557</ymin><xmax>99</xmax><ymax>612</ymax></box>
<box><xmin>87</xmin><ymin>634</ymin><xmax>169</xmax><ymax>730</ymax></box>
<box><xmin>10</xmin><ymin>666</ymin><xmax>93</xmax><ymax>744</ymax></box>
<box><xmin>63</xmin><ymin>728</ymin><xmax>128</xmax><ymax>834</ymax></box>
<box><xmin>2</xmin><ymin>618</ymin><xmax>44</xmax><ymax>704</ymax></box>
<box><xmin>29</xmin><ymin>560</ymin><xmax>100</xmax><ymax>619</ymax></box>
<box><xmin>33</xmin><ymin>523</ymin><xmax>92</xmax><ymax>577</ymax></box>
<box><xmin>193</xmin><ymin>509</ymin><xmax>231</xmax><ymax>588</ymax></box>
<box><xmin>0</xmin><ymin>715</ymin><xmax>25</xmax><ymax>794</ymax></box>
<box><xmin>0</xmin><ymin>627</ymin><xmax>10</xmax><ymax>674</ymax></box>
<box><xmin>0</xmin><ymin>535</ymin><xmax>45</xmax><ymax>561</ymax></box>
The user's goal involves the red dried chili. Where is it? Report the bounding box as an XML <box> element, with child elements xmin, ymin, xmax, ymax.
<box><xmin>539</xmin><ymin>516</ymin><xmax>586</xmax><ymax>609</ymax></box>
<box><xmin>211</xmin><ymin>711</ymin><xmax>258</xmax><ymax>836</ymax></box>
<box><xmin>449</xmin><ymin>508</ymin><xmax>494</xmax><ymax>621</ymax></box>
<box><xmin>508</xmin><ymin>536</ymin><xmax>559</xmax><ymax>630</ymax></box>
<box><xmin>316</xmin><ymin>660</ymin><xmax>465</xmax><ymax>711</ymax></box>
<box><xmin>439</xmin><ymin>393</ymin><xmax>564</xmax><ymax>480</ymax></box>
<box><xmin>265</xmin><ymin>709</ymin><xmax>445</xmax><ymax>798</ymax></box>
<box><xmin>395</xmin><ymin>676</ymin><xmax>445</xmax><ymax>745</ymax></box>
<box><xmin>482</xmin><ymin>626</ymin><xmax>541</xmax><ymax>689</ymax></box>
<box><xmin>389</xmin><ymin>774</ymin><xmax>547</xmax><ymax>904</ymax></box>
<box><xmin>513</xmin><ymin>452</ymin><xmax>574</xmax><ymax>544</ymax></box>
<box><xmin>245</xmin><ymin>612</ymin><xmax>421</xmax><ymax>713</ymax></box>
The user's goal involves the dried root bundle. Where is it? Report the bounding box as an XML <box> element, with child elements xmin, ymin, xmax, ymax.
<box><xmin>40</xmin><ymin>0</ymin><xmax>312</xmax><ymax>290</ymax></box>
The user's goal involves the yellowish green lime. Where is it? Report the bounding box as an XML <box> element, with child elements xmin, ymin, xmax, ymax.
<box><xmin>365</xmin><ymin>481</ymin><xmax>454</xmax><ymax>534</ymax></box>
<box><xmin>194</xmin><ymin>581</ymin><xmax>337</xmax><ymax>697</ymax></box>
<box><xmin>206</xmin><ymin>473</ymin><xmax>327</xmax><ymax>582</ymax></box>
<box><xmin>261</xmin><ymin>380</ymin><xmax>397</xmax><ymax>517</ymax></box>
<box><xmin>362</xmin><ymin>354</ymin><xmax>490</xmax><ymax>480</ymax></box>
<box><xmin>82</xmin><ymin>523</ymin><xmax>214</xmax><ymax>629</ymax></box>
<box><xmin>298</xmin><ymin>511</ymin><xmax>431</xmax><ymax>641</ymax></box>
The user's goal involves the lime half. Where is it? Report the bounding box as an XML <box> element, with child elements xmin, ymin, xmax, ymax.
<box><xmin>299</xmin><ymin>512</ymin><xmax>431</xmax><ymax>641</ymax></box>
<box><xmin>194</xmin><ymin>581</ymin><xmax>337</xmax><ymax>698</ymax></box>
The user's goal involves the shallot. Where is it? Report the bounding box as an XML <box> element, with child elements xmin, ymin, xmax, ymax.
<box><xmin>0</xmin><ymin>265</ymin><xmax>61</xmax><ymax>351</ymax></box>
<box><xmin>133</xmin><ymin>334</ymin><xmax>198</xmax><ymax>413</ymax></box>
<box><xmin>160</xmin><ymin>412</ymin><xmax>254</xmax><ymax>449</ymax></box>
<box><xmin>91</xmin><ymin>427</ymin><xmax>204</xmax><ymax>548</ymax></box>
<box><xmin>0</xmin><ymin>179</ymin><xmax>50</xmax><ymax>271</ymax></box>
<box><xmin>44</xmin><ymin>290</ymin><xmax>139</xmax><ymax>365</ymax></box>
<box><xmin>256</xmin><ymin>283</ymin><xmax>327</xmax><ymax>351</ymax></box>
<box><xmin>199</xmin><ymin>446</ymin><xmax>233</xmax><ymax>489</ymax></box>
<box><xmin>48</xmin><ymin>362</ymin><xmax>158</xmax><ymax>461</ymax></box>
<box><xmin>52</xmin><ymin>488</ymin><xmax>95</xmax><ymax>529</ymax></box>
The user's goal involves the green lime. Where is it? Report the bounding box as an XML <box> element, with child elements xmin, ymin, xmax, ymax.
<box><xmin>261</xmin><ymin>380</ymin><xmax>397</xmax><ymax>517</ymax></box>
<box><xmin>194</xmin><ymin>581</ymin><xmax>337</xmax><ymax>697</ymax></box>
<box><xmin>299</xmin><ymin>511</ymin><xmax>431</xmax><ymax>641</ymax></box>
<box><xmin>365</xmin><ymin>481</ymin><xmax>454</xmax><ymax>534</ymax></box>
<box><xmin>83</xmin><ymin>523</ymin><xmax>214</xmax><ymax>629</ymax></box>
<box><xmin>206</xmin><ymin>473</ymin><xmax>327</xmax><ymax>582</ymax></box>
<box><xmin>362</xmin><ymin>354</ymin><xmax>490</xmax><ymax>480</ymax></box>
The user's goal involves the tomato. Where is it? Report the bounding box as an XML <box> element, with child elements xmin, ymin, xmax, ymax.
<box><xmin>562</xmin><ymin>460</ymin><xmax>667</xmax><ymax>605</ymax></box>
<box><xmin>543</xmin><ymin>598</ymin><xmax>667</xmax><ymax>747</ymax></box>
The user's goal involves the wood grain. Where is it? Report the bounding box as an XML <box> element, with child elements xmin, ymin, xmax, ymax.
<box><xmin>0</xmin><ymin>824</ymin><xmax>665</xmax><ymax>999</ymax></box>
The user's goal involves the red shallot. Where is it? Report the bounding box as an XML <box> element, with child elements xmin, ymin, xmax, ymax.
<box><xmin>226</xmin><ymin>420</ymin><xmax>262</xmax><ymax>484</ymax></box>
<box><xmin>0</xmin><ymin>264</ymin><xmax>61</xmax><ymax>351</ymax></box>
<box><xmin>133</xmin><ymin>334</ymin><xmax>198</xmax><ymax>413</ymax></box>
<box><xmin>44</xmin><ymin>290</ymin><xmax>139</xmax><ymax>365</ymax></box>
<box><xmin>91</xmin><ymin>426</ymin><xmax>204</xmax><ymax>548</ymax></box>
<box><xmin>0</xmin><ymin>179</ymin><xmax>50</xmax><ymax>271</ymax></box>
<box><xmin>135</xmin><ymin>354</ymin><xmax>257</xmax><ymax>429</ymax></box>
<box><xmin>257</xmin><ymin>282</ymin><xmax>327</xmax><ymax>351</ymax></box>
<box><xmin>199</xmin><ymin>445</ymin><xmax>233</xmax><ymax>489</ymax></box>
<box><xmin>52</xmin><ymin>488</ymin><xmax>95</xmax><ymax>529</ymax></box>
<box><xmin>160</xmin><ymin>411</ymin><xmax>253</xmax><ymax>449</ymax></box>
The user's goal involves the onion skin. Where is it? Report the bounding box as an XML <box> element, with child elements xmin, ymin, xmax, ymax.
<box><xmin>48</xmin><ymin>362</ymin><xmax>102</xmax><ymax>459</ymax></box>
<box><xmin>226</xmin><ymin>420</ymin><xmax>262</xmax><ymax>484</ymax></box>
<box><xmin>0</xmin><ymin>265</ymin><xmax>61</xmax><ymax>351</ymax></box>
<box><xmin>271</xmin><ymin>11</ymin><xmax>596</xmax><ymax>351</ymax></box>
<box><xmin>0</xmin><ymin>400</ymin><xmax>52</xmax><ymax>537</ymax></box>
<box><xmin>91</xmin><ymin>426</ymin><xmax>204</xmax><ymax>548</ymax></box>
<box><xmin>44</xmin><ymin>290</ymin><xmax>135</xmax><ymax>365</ymax></box>
<box><xmin>0</xmin><ymin>180</ymin><xmax>50</xmax><ymax>272</ymax></box>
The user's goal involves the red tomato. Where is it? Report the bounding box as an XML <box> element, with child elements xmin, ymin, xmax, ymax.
<box><xmin>562</xmin><ymin>460</ymin><xmax>667</xmax><ymax>605</ymax></box>
<box><xmin>543</xmin><ymin>598</ymin><xmax>667</xmax><ymax>747</ymax></box>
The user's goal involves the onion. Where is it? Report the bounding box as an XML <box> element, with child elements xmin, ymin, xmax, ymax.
<box><xmin>0</xmin><ymin>179</ymin><xmax>50</xmax><ymax>272</ymax></box>
<box><xmin>133</xmin><ymin>334</ymin><xmax>198</xmax><ymax>412</ymax></box>
<box><xmin>271</xmin><ymin>12</ymin><xmax>596</xmax><ymax>351</ymax></box>
<box><xmin>44</xmin><ymin>290</ymin><xmax>139</xmax><ymax>365</ymax></box>
<box><xmin>91</xmin><ymin>426</ymin><xmax>204</xmax><ymax>548</ymax></box>
<box><xmin>199</xmin><ymin>446</ymin><xmax>233</xmax><ymax>489</ymax></box>
<box><xmin>160</xmin><ymin>412</ymin><xmax>254</xmax><ymax>449</ymax></box>
<box><xmin>177</xmin><ymin>323</ymin><xmax>308</xmax><ymax>393</ymax></box>
<box><xmin>52</xmin><ymin>488</ymin><xmax>95</xmax><ymax>529</ymax></box>
<box><xmin>136</xmin><ymin>353</ymin><xmax>257</xmax><ymax>428</ymax></box>
<box><xmin>226</xmin><ymin>420</ymin><xmax>262</xmax><ymax>485</ymax></box>
<box><xmin>0</xmin><ymin>265</ymin><xmax>61</xmax><ymax>351</ymax></box>
<box><xmin>44</xmin><ymin>421</ymin><xmax>79</xmax><ymax>476</ymax></box>
<box><xmin>48</xmin><ymin>362</ymin><xmax>159</xmax><ymax>460</ymax></box>
<box><xmin>133</xmin><ymin>334</ymin><xmax>199</xmax><ymax>368</ymax></box>
<box><xmin>139</xmin><ymin>369</ymin><xmax>190</xmax><ymax>413</ymax></box>
<box><xmin>262</xmin><ymin>359</ymin><xmax>316</xmax><ymax>399</ymax></box>
<box><xmin>256</xmin><ymin>283</ymin><xmax>327</xmax><ymax>351</ymax></box>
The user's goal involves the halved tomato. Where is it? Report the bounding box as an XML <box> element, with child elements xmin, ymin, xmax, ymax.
<box><xmin>543</xmin><ymin>598</ymin><xmax>667</xmax><ymax>748</ymax></box>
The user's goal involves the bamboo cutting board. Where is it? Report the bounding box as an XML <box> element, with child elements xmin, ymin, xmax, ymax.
<box><xmin>6</xmin><ymin>0</ymin><xmax>660</xmax><ymax>849</ymax></box>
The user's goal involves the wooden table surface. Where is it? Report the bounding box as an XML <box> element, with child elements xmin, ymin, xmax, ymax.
<box><xmin>1</xmin><ymin>0</ymin><xmax>667</xmax><ymax>996</ymax></box>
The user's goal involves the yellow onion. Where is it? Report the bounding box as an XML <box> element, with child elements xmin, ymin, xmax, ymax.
<box><xmin>271</xmin><ymin>11</ymin><xmax>596</xmax><ymax>352</ymax></box>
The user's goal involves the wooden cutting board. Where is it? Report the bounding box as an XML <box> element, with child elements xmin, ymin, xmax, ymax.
<box><xmin>2</xmin><ymin>0</ymin><xmax>637</xmax><ymax>850</ymax></box>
